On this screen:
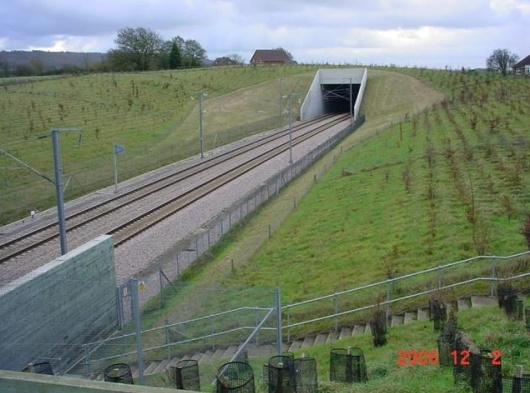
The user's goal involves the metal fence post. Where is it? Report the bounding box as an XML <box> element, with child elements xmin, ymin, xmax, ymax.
<box><xmin>130</xmin><ymin>278</ymin><xmax>144</xmax><ymax>385</ymax></box>
<box><xmin>385</xmin><ymin>279</ymin><xmax>392</xmax><ymax>321</ymax></box>
<box><xmin>159</xmin><ymin>268</ymin><xmax>164</xmax><ymax>309</ymax></box>
<box><xmin>165</xmin><ymin>320</ymin><xmax>170</xmax><ymax>360</ymax></box>
<box><xmin>254</xmin><ymin>307</ymin><xmax>260</xmax><ymax>345</ymax></box>
<box><xmin>276</xmin><ymin>288</ymin><xmax>283</xmax><ymax>355</ymax></box>
<box><xmin>490</xmin><ymin>258</ymin><xmax>497</xmax><ymax>297</ymax></box>
<box><xmin>83</xmin><ymin>344</ymin><xmax>91</xmax><ymax>377</ymax></box>
<box><xmin>286</xmin><ymin>306</ymin><xmax>291</xmax><ymax>343</ymax></box>
<box><xmin>334</xmin><ymin>294</ymin><xmax>339</xmax><ymax>333</ymax></box>
<box><xmin>437</xmin><ymin>265</ymin><xmax>442</xmax><ymax>291</ymax></box>
<box><xmin>116</xmin><ymin>285</ymin><xmax>124</xmax><ymax>330</ymax></box>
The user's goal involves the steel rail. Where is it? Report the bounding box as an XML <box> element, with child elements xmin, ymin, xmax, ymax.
<box><xmin>0</xmin><ymin>114</ymin><xmax>348</xmax><ymax>263</ymax></box>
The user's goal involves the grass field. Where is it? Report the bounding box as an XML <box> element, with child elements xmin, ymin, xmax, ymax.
<box><xmin>0</xmin><ymin>65</ymin><xmax>318</xmax><ymax>224</ymax></box>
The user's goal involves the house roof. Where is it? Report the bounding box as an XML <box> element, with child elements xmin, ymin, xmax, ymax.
<box><xmin>513</xmin><ymin>54</ymin><xmax>530</xmax><ymax>68</ymax></box>
<box><xmin>251</xmin><ymin>49</ymin><xmax>292</xmax><ymax>63</ymax></box>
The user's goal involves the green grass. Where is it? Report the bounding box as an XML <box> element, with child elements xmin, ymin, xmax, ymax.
<box><xmin>0</xmin><ymin>65</ymin><xmax>319</xmax><ymax>224</ymax></box>
<box><xmin>130</xmin><ymin>68</ymin><xmax>530</xmax><ymax>327</ymax></box>
<box><xmin>212</xmin><ymin>70</ymin><xmax>530</xmax><ymax>303</ymax></box>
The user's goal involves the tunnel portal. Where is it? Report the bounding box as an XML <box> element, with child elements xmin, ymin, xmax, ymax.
<box><xmin>300</xmin><ymin>68</ymin><xmax>367</xmax><ymax>121</ymax></box>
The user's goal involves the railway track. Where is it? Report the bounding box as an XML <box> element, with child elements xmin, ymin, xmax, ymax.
<box><xmin>0</xmin><ymin>114</ymin><xmax>350</xmax><ymax>265</ymax></box>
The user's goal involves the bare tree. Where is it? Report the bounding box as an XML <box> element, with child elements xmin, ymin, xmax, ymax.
<box><xmin>227</xmin><ymin>53</ymin><xmax>245</xmax><ymax>65</ymax></box>
<box><xmin>486</xmin><ymin>48</ymin><xmax>519</xmax><ymax>76</ymax></box>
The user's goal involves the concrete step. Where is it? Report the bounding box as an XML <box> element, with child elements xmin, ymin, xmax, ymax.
<box><xmin>458</xmin><ymin>297</ymin><xmax>472</xmax><ymax>310</ymax></box>
<box><xmin>168</xmin><ymin>357</ymin><xmax>181</xmax><ymax>368</ymax></box>
<box><xmin>246</xmin><ymin>343</ymin><xmax>276</xmax><ymax>357</ymax></box>
<box><xmin>326</xmin><ymin>331</ymin><xmax>339</xmax><ymax>344</ymax></box>
<box><xmin>404</xmin><ymin>312</ymin><xmax>417</xmax><ymax>324</ymax></box>
<box><xmin>301</xmin><ymin>335</ymin><xmax>315</xmax><ymax>348</ymax></box>
<box><xmin>339</xmin><ymin>327</ymin><xmax>352</xmax><ymax>340</ymax></box>
<box><xmin>314</xmin><ymin>333</ymin><xmax>328</xmax><ymax>346</ymax></box>
<box><xmin>352</xmin><ymin>324</ymin><xmax>366</xmax><ymax>336</ymax></box>
<box><xmin>417</xmin><ymin>308</ymin><xmax>429</xmax><ymax>320</ymax></box>
<box><xmin>144</xmin><ymin>361</ymin><xmax>159</xmax><ymax>375</ymax></box>
<box><xmin>391</xmin><ymin>315</ymin><xmax>405</xmax><ymax>327</ymax></box>
<box><xmin>471</xmin><ymin>296</ymin><xmax>497</xmax><ymax>308</ymax></box>
<box><xmin>152</xmin><ymin>358</ymin><xmax>171</xmax><ymax>374</ymax></box>
<box><xmin>222</xmin><ymin>345</ymin><xmax>238</xmax><ymax>360</ymax></box>
<box><xmin>287</xmin><ymin>339</ymin><xmax>303</xmax><ymax>353</ymax></box>
<box><xmin>131</xmin><ymin>365</ymin><xmax>139</xmax><ymax>379</ymax></box>
<box><xmin>211</xmin><ymin>348</ymin><xmax>227</xmax><ymax>361</ymax></box>
<box><xmin>199</xmin><ymin>350</ymin><xmax>214</xmax><ymax>364</ymax></box>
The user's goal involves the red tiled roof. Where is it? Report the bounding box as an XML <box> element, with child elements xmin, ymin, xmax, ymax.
<box><xmin>251</xmin><ymin>49</ymin><xmax>292</xmax><ymax>63</ymax></box>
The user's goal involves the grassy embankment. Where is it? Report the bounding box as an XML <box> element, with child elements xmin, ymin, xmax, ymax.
<box><xmin>145</xmin><ymin>69</ymin><xmax>530</xmax><ymax>326</ymax></box>
<box><xmin>0</xmin><ymin>65</ymin><xmax>318</xmax><ymax>224</ymax></box>
<box><xmin>138</xmin><ymin>67</ymin><xmax>530</xmax><ymax>378</ymax></box>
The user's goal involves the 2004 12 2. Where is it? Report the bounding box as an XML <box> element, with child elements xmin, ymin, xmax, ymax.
<box><xmin>397</xmin><ymin>349</ymin><xmax>502</xmax><ymax>366</ymax></box>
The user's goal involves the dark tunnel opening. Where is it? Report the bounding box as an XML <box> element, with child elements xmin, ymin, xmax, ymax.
<box><xmin>321</xmin><ymin>84</ymin><xmax>361</xmax><ymax>114</ymax></box>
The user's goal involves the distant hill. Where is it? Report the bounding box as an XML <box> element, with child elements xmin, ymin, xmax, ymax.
<box><xmin>0</xmin><ymin>50</ymin><xmax>107</xmax><ymax>76</ymax></box>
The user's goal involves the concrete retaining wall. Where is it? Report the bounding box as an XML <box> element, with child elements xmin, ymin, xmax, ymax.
<box><xmin>0</xmin><ymin>235</ymin><xmax>117</xmax><ymax>373</ymax></box>
<box><xmin>0</xmin><ymin>370</ymin><xmax>180</xmax><ymax>393</ymax></box>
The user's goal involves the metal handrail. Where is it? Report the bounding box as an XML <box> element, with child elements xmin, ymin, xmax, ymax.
<box><xmin>283</xmin><ymin>272</ymin><xmax>530</xmax><ymax>330</ymax></box>
<box><xmin>282</xmin><ymin>251</ymin><xmax>530</xmax><ymax>311</ymax></box>
<box><xmin>281</xmin><ymin>252</ymin><xmax>530</xmax><ymax>340</ymax></box>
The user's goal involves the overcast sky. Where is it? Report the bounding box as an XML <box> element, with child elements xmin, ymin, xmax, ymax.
<box><xmin>1</xmin><ymin>0</ymin><xmax>529</xmax><ymax>68</ymax></box>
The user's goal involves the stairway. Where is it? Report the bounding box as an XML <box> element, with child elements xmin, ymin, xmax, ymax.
<box><xmin>87</xmin><ymin>295</ymin><xmax>498</xmax><ymax>380</ymax></box>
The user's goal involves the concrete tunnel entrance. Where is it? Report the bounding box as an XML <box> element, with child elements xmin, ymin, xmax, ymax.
<box><xmin>321</xmin><ymin>83</ymin><xmax>362</xmax><ymax>114</ymax></box>
<box><xmin>300</xmin><ymin>68</ymin><xmax>368</xmax><ymax>121</ymax></box>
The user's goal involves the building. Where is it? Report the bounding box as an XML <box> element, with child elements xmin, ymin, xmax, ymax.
<box><xmin>212</xmin><ymin>57</ymin><xmax>240</xmax><ymax>66</ymax></box>
<box><xmin>513</xmin><ymin>54</ymin><xmax>530</xmax><ymax>75</ymax></box>
<box><xmin>249</xmin><ymin>49</ymin><xmax>293</xmax><ymax>66</ymax></box>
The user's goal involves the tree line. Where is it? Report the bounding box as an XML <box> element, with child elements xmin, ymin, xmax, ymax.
<box><xmin>107</xmin><ymin>27</ymin><xmax>208</xmax><ymax>71</ymax></box>
<box><xmin>0</xmin><ymin>27</ymin><xmax>209</xmax><ymax>77</ymax></box>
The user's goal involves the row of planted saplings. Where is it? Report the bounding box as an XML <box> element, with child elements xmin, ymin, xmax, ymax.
<box><xmin>217</xmin><ymin>348</ymin><xmax>368</xmax><ymax>393</ymax></box>
<box><xmin>97</xmin><ymin>348</ymin><xmax>368</xmax><ymax>392</ymax></box>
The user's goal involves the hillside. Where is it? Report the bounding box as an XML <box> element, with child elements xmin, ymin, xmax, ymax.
<box><xmin>214</xmin><ymin>69</ymin><xmax>530</xmax><ymax>301</ymax></box>
<box><xmin>143</xmin><ymin>68</ymin><xmax>530</xmax><ymax>328</ymax></box>
<box><xmin>0</xmin><ymin>50</ymin><xmax>106</xmax><ymax>74</ymax></box>
<box><xmin>0</xmin><ymin>65</ymin><xmax>318</xmax><ymax>224</ymax></box>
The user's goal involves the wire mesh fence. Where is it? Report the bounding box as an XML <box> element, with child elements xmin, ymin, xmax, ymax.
<box><xmin>267</xmin><ymin>355</ymin><xmax>296</xmax><ymax>393</ymax></box>
<box><xmin>216</xmin><ymin>362</ymin><xmax>255</xmax><ymax>393</ymax></box>
<box><xmin>170</xmin><ymin>359</ymin><xmax>201</xmax><ymax>391</ymax></box>
<box><xmin>502</xmin><ymin>375</ymin><xmax>530</xmax><ymax>393</ymax></box>
<box><xmin>329</xmin><ymin>348</ymin><xmax>367</xmax><ymax>383</ymax></box>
